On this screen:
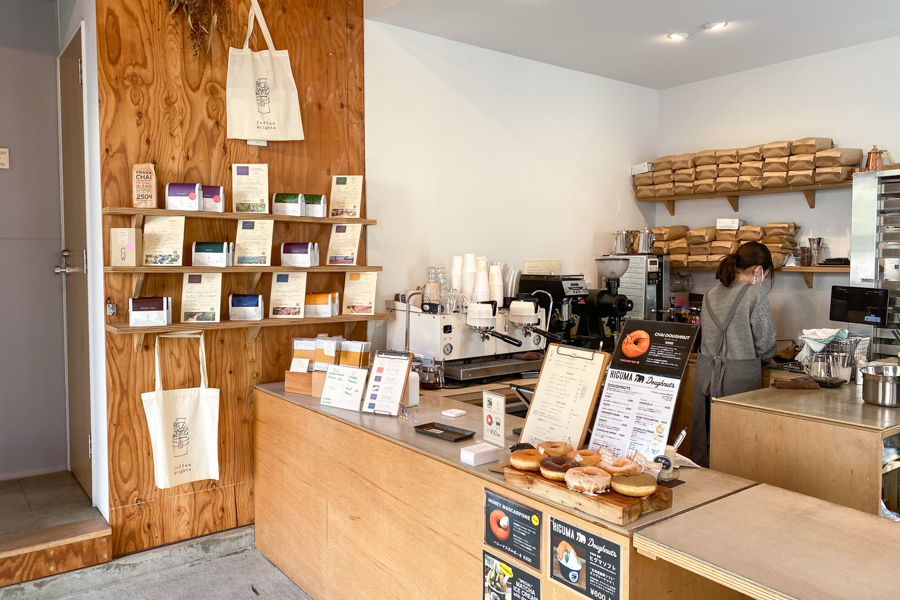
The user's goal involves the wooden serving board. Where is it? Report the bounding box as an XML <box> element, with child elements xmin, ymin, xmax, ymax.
<box><xmin>503</xmin><ymin>466</ymin><xmax>673</xmax><ymax>526</ymax></box>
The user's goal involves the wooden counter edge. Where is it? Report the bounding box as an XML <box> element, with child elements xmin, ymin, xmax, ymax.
<box><xmin>712</xmin><ymin>397</ymin><xmax>885</xmax><ymax>433</ymax></box>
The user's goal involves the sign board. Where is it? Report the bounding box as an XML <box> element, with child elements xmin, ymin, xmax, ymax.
<box><xmin>483</xmin><ymin>391</ymin><xmax>506</xmax><ymax>448</ymax></box>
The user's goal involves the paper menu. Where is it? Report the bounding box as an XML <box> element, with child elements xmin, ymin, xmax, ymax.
<box><xmin>232</xmin><ymin>163</ymin><xmax>269</xmax><ymax>213</ymax></box>
<box><xmin>319</xmin><ymin>365</ymin><xmax>367</xmax><ymax>412</ymax></box>
<box><xmin>143</xmin><ymin>216</ymin><xmax>185</xmax><ymax>265</ymax></box>
<box><xmin>269</xmin><ymin>272</ymin><xmax>307</xmax><ymax>318</ymax></box>
<box><xmin>235</xmin><ymin>220</ymin><xmax>274</xmax><ymax>265</ymax></box>
<box><xmin>181</xmin><ymin>273</ymin><xmax>222</xmax><ymax>323</ymax></box>
<box><xmin>326</xmin><ymin>224</ymin><xmax>362</xmax><ymax>265</ymax></box>
<box><xmin>361</xmin><ymin>351</ymin><xmax>413</xmax><ymax>416</ymax></box>
<box><xmin>518</xmin><ymin>344</ymin><xmax>609</xmax><ymax>449</ymax></box>
<box><xmin>329</xmin><ymin>175</ymin><xmax>363</xmax><ymax>218</ymax></box>
<box><xmin>483</xmin><ymin>391</ymin><xmax>506</xmax><ymax>448</ymax></box>
<box><xmin>342</xmin><ymin>272</ymin><xmax>377</xmax><ymax>315</ymax></box>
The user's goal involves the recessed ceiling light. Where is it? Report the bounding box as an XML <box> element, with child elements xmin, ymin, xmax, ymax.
<box><xmin>668</xmin><ymin>32</ymin><xmax>690</xmax><ymax>41</ymax></box>
<box><xmin>703</xmin><ymin>22</ymin><xmax>727</xmax><ymax>30</ymax></box>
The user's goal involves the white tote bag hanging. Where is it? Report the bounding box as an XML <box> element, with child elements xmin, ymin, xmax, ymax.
<box><xmin>226</xmin><ymin>0</ymin><xmax>304</xmax><ymax>141</ymax></box>
<box><xmin>141</xmin><ymin>332</ymin><xmax>220</xmax><ymax>489</ymax></box>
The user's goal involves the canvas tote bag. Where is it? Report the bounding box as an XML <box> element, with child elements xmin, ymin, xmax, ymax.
<box><xmin>141</xmin><ymin>332</ymin><xmax>220</xmax><ymax>489</ymax></box>
<box><xmin>226</xmin><ymin>0</ymin><xmax>304</xmax><ymax>141</ymax></box>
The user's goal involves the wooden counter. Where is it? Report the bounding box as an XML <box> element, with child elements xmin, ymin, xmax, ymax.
<box><xmin>254</xmin><ymin>382</ymin><xmax>755</xmax><ymax>599</ymax></box>
<box><xmin>710</xmin><ymin>383</ymin><xmax>900</xmax><ymax>514</ymax></box>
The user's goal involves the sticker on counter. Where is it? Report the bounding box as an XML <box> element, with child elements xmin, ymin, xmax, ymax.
<box><xmin>484</xmin><ymin>490</ymin><xmax>542</xmax><ymax>571</ymax></box>
<box><xmin>484</xmin><ymin>550</ymin><xmax>541</xmax><ymax>600</ymax></box>
<box><xmin>549</xmin><ymin>517</ymin><xmax>620</xmax><ymax>600</ymax></box>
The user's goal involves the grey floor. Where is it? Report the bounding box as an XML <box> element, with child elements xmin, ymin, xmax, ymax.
<box><xmin>0</xmin><ymin>471</ymin><xmax>100</xmax><ymax>536</ymax></box>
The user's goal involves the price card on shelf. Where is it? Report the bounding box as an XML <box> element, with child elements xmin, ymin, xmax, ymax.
<box><xmin>289</xmin><ymin>358</ymin><xmax>311</xmax><ymax>373</ymax></box>
<box><xmin>483</xmin><ymin>391</ymin><xmax>506</xmax><ymax>448</ymax></box>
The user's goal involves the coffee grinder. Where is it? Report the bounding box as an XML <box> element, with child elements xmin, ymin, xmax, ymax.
<box><xmin>590</xmin><ymin>258</ymin><xmax>634</xmax><ymax>349</ymax></box>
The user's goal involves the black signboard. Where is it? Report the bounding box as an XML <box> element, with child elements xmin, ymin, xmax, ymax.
<box><xmin>549</xmin><ymin>517</ymin><xmax>620</xmax><ymax>600</ymax></box>
<box><xmin>611</xmin><ymin>319</ymin><xmax>698</xmax><ymax>378</ymax></box>
<box><xmin>483</xmin><ymin>550</ymin><xmax>542</xmax><ymax>600</ymax></box>
<box><xmin>484</xmin><ymin>490</ymin><xmax>543</xmax><ymax>571</ymax></box>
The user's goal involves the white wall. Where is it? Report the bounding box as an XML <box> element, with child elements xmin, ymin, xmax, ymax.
<box><xmin>365</xmin><ymin>22</ymin><xmax>658</xmax><ymax>346</ymax></box>
<box><xmin>57</xmin><ymin>0</ymin><xmax>109</xmax><ymax>519</ymax></box>
<box><xmin>655</xmin><ymin>36</ymin><xmax>900</xmax><ymax>338</ymax></box>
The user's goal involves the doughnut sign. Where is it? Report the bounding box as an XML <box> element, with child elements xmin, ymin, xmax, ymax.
<box><xmin>483</xmin><ymin>391</ymin><xmax>506</xmax><ymax>448</ymax></box>
<box><xmin>484</xmin><ymin>490</ymin><xmax>542</xmax><ymax>571</ymax></box>
<box><xmin>484</xmin><ymin>550</ymin><xmax>541</xmax><ymax>600</ymax></box>
<box><xmin>549</xmin><ymin>517</ymin><xmax>619</xmax><ymax>600</ymax></box>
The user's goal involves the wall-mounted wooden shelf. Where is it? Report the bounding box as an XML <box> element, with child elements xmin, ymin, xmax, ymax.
<box><xmin>638</xmin><ymin>182</ymin><xmax>853</xmax><ymax>216</ymax></box>
<box><xmin>104</xmin><ymin>265</ymin><xmax>382</xmax><ymax>274</ymax></box>
<box><xmin>102</xmin><ymin>207</ymin><xmax>377</xmax><ymax>226</ymax></box>
<box><xmin>669</xmin><ymin>264</ymin><xmax>850</xmax><ymax>288</ymax></box>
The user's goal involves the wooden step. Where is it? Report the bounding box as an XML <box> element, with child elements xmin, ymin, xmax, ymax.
<box><xmin>0</xmin><ymin>517</ymin><xmax>111</xmax><ymax>588</ymax></box>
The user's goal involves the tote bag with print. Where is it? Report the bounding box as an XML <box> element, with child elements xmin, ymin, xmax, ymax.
<box><xmin>141</xmin><ymin>332</ymin><xmax>220</xmax><ymax>489</ymax></box>
<box><xmin>226</xmin><ymin>0</ymin><xmax>304</xmax><ymax>141</ymax></box>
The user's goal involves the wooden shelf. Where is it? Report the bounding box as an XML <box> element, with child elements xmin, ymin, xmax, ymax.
<box><xmin>104</xmin><ymin>265</ymin><xmax>381</xmax><ymax>274</ymax></box>
<box><xmin>669</xmin><ymin>264</ymin><xmax>850</xmax><ymax>288</ymax></box>
<box><xmin>638</xmin><ymin>182</ymin><xmax>852</xmax><ymax>216</ymax></box>
<box><xmin>102</xmin><ymin>207</ymin><xmax>377</xmax><ymax>226</ymax></box>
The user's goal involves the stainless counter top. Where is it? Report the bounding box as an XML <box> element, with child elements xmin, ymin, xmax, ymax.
<box><xmin>714</xmin><ymin>382</ymin><xmax>900</xmax><ymax>434</ymax></box>
<box><xmin>256</xmin><ymin>382</ymin><xmax>755</xmax><ymax>534</ymax></box>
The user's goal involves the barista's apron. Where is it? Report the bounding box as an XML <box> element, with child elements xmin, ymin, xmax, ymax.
<box><xmin>690</xmin><ymin>283</ymin><xmax>762</xmax><ymax>467</ymax></box>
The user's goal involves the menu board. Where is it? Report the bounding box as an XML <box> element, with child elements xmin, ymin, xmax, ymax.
<box><xmin>361</xmin><ymin>351</ymin><xmax>413</xmax><ymax>416</ymax></box>
<box><xmin>484</xmin><ymin>490</ymin><xmax>542</xmax><ymax>570</ymax></box>
<box><xmin>483</xmin><ymin>551</ymin><xmax>542</xmax><ymax>600</ymax></box>
<box><xmin>588</xmin><ymin>320</ymin><xmax>698</xmax><ymax>460</ymax></box>
<box><xmin>518</xmin><ymin>344</ymin><xmax>610</xmax><ymax>449</ymax></box>
<box><xmin>549</xmin><ymin>517</ymin><xmax>619</xmax><ymax>600</ymax></box>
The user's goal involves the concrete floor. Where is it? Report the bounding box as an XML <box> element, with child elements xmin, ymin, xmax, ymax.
<box><xmin>0</xmin><ymin>471</ymin><xmax>100</xmax><ymax>536</ymax></box>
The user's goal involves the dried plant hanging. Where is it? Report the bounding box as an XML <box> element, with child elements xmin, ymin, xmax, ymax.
<box><xmin>164</xmin><ymin>0</ymin><xmax>229</xmax><ymax>56</ymax></box>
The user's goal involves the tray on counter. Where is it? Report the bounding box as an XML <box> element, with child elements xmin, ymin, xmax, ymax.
<box><xmin>503</xmin><ymin>466</ymin><xmax>673</xmax><ymax>526</ymax></box>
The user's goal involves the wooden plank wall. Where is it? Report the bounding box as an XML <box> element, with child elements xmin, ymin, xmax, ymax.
<box><xmin>97</xmin><ymin>0</ymin><xmax>365</xmax><ymax>555</ymax></box>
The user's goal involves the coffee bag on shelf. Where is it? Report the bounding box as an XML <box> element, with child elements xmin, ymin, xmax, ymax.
<box><xmin>653</xmin><ymin>169</ymin><xmax>674</xmax><ymax>184</ymax></box>
<box><xmin>669</xmin><ymin>237</ymin><xmax>689</xmax><ymax>252</ymax></box>
<box><xmin>814</xmin><ymin>148</ymin><xmax>864</xmax><ymax>167</ymax></box>
<box><xmin>688</xmin><ymin>255</ymin><xmax>710</xmax><ymax>268</ymax></box>
<box><xmin>738</xmin><ymin>225</ymin><xmax>766</xmax><ymax>241</ymax></box>
<box><xmin>788</xmin><ymin>154</ymin><xmax>815</xmax><ymax>171</ymax></box>
<box><xmin>762</xmin><ymin>235</ymin><xmax>797</xmax><ymax>246</ymax></box>
<box><xmin>687</xmin><ymin>226</ymin><xmax>717</xmax><ymax>244</ymax></box>
<box><xmin>651</xmin><ymin>241</ymin><xmax>669</xmax><ymax>255</ymax></box>
<box><xmin>696</xmin><ymin>164</ymin><xmax>718</xmax><ymax>179</ymax></box>
<box><xmin>716</xmin><ymin>177</ymin><xmax>739</xmax><ymax>192</ymax></box>
<box><xmin>740</xmin><ymin>161</ymin><xmax>764</xmax><ymax>176</ymax></box>
<box><xmin>763</xmin><ymin>157</ymin><xmax>790</xmax><ymax>172</ymax></box>
<box><xmin>772</xmin><ymin>253</ymin><xmax>787</xmax><ymax>269</ymax></box>
<box><xmin>708</xmin><ymin>255</ymin><xmax>727</xmax><ymax>267</ymax></box>
<box><xmin>132</xmin><ymin>163</ymin><xmax>158</xmax><ymax>208</ymax></box>
<box><xmin>787</xmin><ymin>170</ymin><xmax>815</xmax><ymax>185</ymax></box>
<box><xmin>689</xmin><ymin>243</ymin><xmax>712</xmax><ymax>256</ymax></box>
<box><xmin>737</xmin><ymin>146</ymin><xmax>763</xmax><ymax>162</ymax></box>
<box><xmin>674</xmin><ymin>182</ymin><xmax>694</xmax><ymax>195</ymax></box>
<box><xmin>693</xmin><ymin>179</ymin><xmax>716</xmax><ymax>193</ymax></box>
<box><xmin>761</xmin><ymin>141</ymin><xmax>792</xmax><ymax>158</ymax></box>
<box><xmin>815</xmin><ymin>166</ymin><xmax>853</xmax><ymax>183</ymax></box>
<box><xmin>715</xmin><ymin>229</ymin><xmax>740</xmax><ymax>241</ymax></box>
<box><xmin>765</xmin><ymin>222</ymin><xmax>800</xmax><ymax>236</ymax></box>
<box><xmin>636</xmin><ymin>185</ymin><xmax>656</xmax><ymax>198</ymax></box>
<box><xmin>762</xmin><ymin>172</ymin><xmax>788</xmax><ymax>187</ymax></box>
<box><xmin>634</xmin><ymin>171</ymin><xmax>654</xmax><ymax>186</ymax></box>
<box><xmin>766</xmin><ymin>242</ymin><xmax>798</xmax><ymax>254</ymax></box>
<box><xmin>792</xmin><ymin>137</ymin><xmax>833</xmax><ymax>154</ymax></box>
<box><xmin>718</xmin><ymin>163</ymin><xmax>741</xmax><ymax>177</ymax></box>
<box><xmin>738</xmin><ymin>175</ymin><xmax>764</xmax><ymax>191</ymax></box>
<box><xmin>651</xmin><ymin>225</ymin><xmax>688</xmax><ymax>241</ymax></box>
<box><xmin>655</xmin><ymin>183</ymin><xmax>675</xmax><ymax>197</ymax></box>
<box><xmin>674</xmin><ymin>167</ymin><xmax>696</xmax><ymax>182</ymax></box>
<box><xmin>694</xmin><ymin>150</ymin><xmax>718</xmax><ymax>165</ymax></box>
<box><xmin>670</xmin><ymin>255</ymin><xmax>688</xmax><ymax>268</ymax></box>
<box><xmin>671</xmin><ymin>154</ymin><xmax>696</xmax><ymax>170</ymax></box>
<box><xmin>716</xmin><ymin>149</ymin><xmax>738</xmax><ymax>164</ymax></box>
<box><xmin>711</xmin><ymin>240</ymin><xmax>740</xmax><ymax>254</ymax></box>
<box><xmin>654</xmin><ymin>155</ymin><xmax>675</xmax><ymax>171</ymax></box>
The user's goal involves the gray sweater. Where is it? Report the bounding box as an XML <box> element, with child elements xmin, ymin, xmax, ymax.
<box><xmin>700</xmin><ymin>282</ymin><xmax>777</xmax><ymax>361</ymax></box>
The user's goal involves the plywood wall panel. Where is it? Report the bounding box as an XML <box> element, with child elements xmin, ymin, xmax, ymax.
<box><xmin>99</xmin><ymin>0</ymin><xmax>365</xmax><ymax>554</ymax></box>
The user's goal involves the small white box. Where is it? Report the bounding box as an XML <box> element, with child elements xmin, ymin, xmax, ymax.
<box><xmin>716</xmin><ymin>218</ymin><xmax>746</xmax><ymax>230</ymax></box>
<box><xmin>631</xmin><ymin>161</ymin><xmax>654</xmax><ymax>175</ymax></box>
<box><xmin>460</xmin><ymin>441</ymin><xmax>501</xmax><ymax>466</ymax></box>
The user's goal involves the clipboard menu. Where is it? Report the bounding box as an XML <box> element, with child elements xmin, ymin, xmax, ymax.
<box><xmin>361</xmin><ymin>351</ymin><xmax>413</xmax><ymax>416</ymax></box>
<box><xmin>518</xmin><ymin>344</ymin><xmax>610</xmax><ymax>449</ymax></box>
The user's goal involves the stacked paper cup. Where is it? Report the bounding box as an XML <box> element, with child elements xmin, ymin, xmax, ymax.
<box><xmin>473</xmin><ymin>256</ymin><xmax>490</xmax><ymax>301</ymax></box>
<box><xmin>451</xmin><ymin>255</ymin><xmax>463</xmax><ymax>291</ymax></box>
<box><xmin>461</xmin><ymin>254</ymin><xmax>477</xmax><ymax>295</ymax></box>
<box><xmin>489</xmin><ymin>265</ymin><xmax>504</xmax><ymax>304</ymax></box>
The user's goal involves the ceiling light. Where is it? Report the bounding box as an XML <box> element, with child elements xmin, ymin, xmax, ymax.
<box><xmin>703</xmin><ymin>22</ymin><xmax>727</xmax><ymax>30</ymax></box>
<box><xmin>668</xmin><ymin>32</ymin><xmax>690</xmax><ymax>41</ymax></box>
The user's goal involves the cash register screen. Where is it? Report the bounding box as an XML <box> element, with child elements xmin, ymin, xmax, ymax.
<box><xmin>829</xmin><ymin>286</ymin><xmax>890</xmax><ymax>327</ymax></box>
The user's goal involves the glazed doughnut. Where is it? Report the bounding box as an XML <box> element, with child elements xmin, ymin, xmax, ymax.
<box><xmin>566</xmin><ymin>449</ymin><xmax>602</xmax><ymax>467</ymax></box>
<box><xmin>510</xmin><ymin>449</ymin><xmax>543</xmax><ymax>471</ymax></box>
<box><xmin>600</xmin><ymin>457</ymin><xmax>640</xmax><ymax>474</ymax></box>
<box><xmin>556</xmin><ymin>540</ymin><xmax>574</xmax><ymax>562</ymax></box>
<box><xmin>621</xmin><ymin>329</ymin><xmax>651</xmax><ymax>358</ymax></box>
<box><xmin>540</xmin><ymin>456</ymin><xmax>575</xmax><ymax>481</ymax></box>
<box><xmin>489</xmin><ymin>510</ymin><xmax>510</xmax><ymax>541</ymax></box>
<box><xmin>610</xmin><ymin>473</ymin><xmax>657</xmax><ymax>497</ymax></box>
<box><xmin>538</xmin><ymin>441</ymin><xmax>574</xmax><ymax>458</ymax></box>
<box><xmin>565</xmin><ymin>467</ymin><xmax>611</xmax><ymax>494</ymax></box>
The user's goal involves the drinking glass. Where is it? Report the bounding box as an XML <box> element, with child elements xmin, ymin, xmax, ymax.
<box><xmin>436</xmin><ymin>267</ymin><xmax>450</xmax><ymax>295</ymax></box>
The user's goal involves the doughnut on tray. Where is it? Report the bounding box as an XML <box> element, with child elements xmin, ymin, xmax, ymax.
<box><xmin>503</xmin><ymin>466</ymin><xmax>673</xmax><ymax>526</ymax></box>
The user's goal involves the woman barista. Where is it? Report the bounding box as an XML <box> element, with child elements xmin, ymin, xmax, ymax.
<box><xmin>691</xmin><ymin>242</ymin><xmax>777</xmax><ymax>467</ymax></box>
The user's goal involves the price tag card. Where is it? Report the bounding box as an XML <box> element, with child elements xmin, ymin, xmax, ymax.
<box><xmin>483</xmin><ymin>391</ymin><xmax>506</xmax><ymax>448</ymax></box>
<box><xmin>290</xmin><ymin>358</ymin><xmax>311</xmax><ymax>373</ymax></box>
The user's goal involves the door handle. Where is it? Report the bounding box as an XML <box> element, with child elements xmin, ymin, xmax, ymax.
<box><xmin>54</xmin><ymin>266</ymin><xmax>82</xmax><ymax>275</ymax></box>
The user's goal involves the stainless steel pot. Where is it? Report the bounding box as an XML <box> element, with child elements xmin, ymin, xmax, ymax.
<box><xmin>861</xmin><ymin>365</ymin><xmax>900</xmax><ymax>407</ymax></box>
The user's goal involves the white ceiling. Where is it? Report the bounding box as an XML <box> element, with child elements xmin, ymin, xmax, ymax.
<box><xmin>367</xmin><ymin>0</ymin><xmax>900</xmax><ymax>89</ymax></box>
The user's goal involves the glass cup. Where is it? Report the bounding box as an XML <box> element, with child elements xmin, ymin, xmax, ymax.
<box><xmin>799</xmin><ymin>246</ymin><xmax>812</xmax><ymax>267</ymax></box>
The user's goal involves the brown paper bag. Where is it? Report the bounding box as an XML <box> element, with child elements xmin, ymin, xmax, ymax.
<box><xmin>132</xmin><ymin>163</ymin><xmax>158</xmax><ymax>208</ymax></box>
<box><xmin>787</xmin><ymin>170</ymin><xmax>815</xmax><ymax>185</ymax></box>
<box><xmin>696</xmin><ymin>164</ymin><xmax>718</xmax><ymax>179</ymax></box>
<box><xmin>670</xmin><ymin>255</ymin><xmax>688</xmax><ymax>268</ymax></box>
<box><xmin>651</xmin><ymin>225</ymin><xmax>688</xmax><ymax>241</ymax></box>
<box><xmin>792</xmin><ymin>137</ymin><xmax>833</xmax><ymax>154</ymax></box>
<box><xmin>765</xmin><ymin>222</ymin><xmax>800</xmax><ymax>236</ymax></box>
<box><xmin>674</xmin><ymin>167</ymin><xmax>696</xmax><ymax>182</ymax></box>
<box><xmin>737</xmin><ymin>146</ymin><xmax>763</xmax><ymax>162</ymax></box>
<box><xmin>716</xmin><ymin>229</ymin><xmax>741</xmax><ymax>242</ymax></box>
<box><xmin>718</xmin><ymin>163</ymin><xmax>741</xmax><ymax>177</ymax></box>
<box><xmin>762</xmin><ymin>235</ymin><xmax>797</xmax><ymax>246</ymax></box>
<box><xmin>711</xmin><ymin>240</ymin><xmax>740</xmax><ymax>254</ymax></box>
<box><xmin>651</xmin><ymin>241</ymin><xmax>669</xmax><ymax>255</ymax></box>
<box><xmin>788</xmin><ymin>154</ymin><xmax>815</xmax><ymax>170</ymax></box>
<box><xmin>738</xmin><ymin>175</ymin><xmax>763</xmax><ymax>191</ymax></box>
<box><xmin>693</xmin><ymin>179</ymin><xmax>715</xmax><ymax>193</ymax></box>
<box><xmin>766</xmin><ymin>242</ymin><xmax>797</xmax><ymax>254</ymax></box>
<box><xmin>716</xmin><ymin>177</ymin><xmax>739</xmax><ymax>192</ymax></box>
<box><xmin>762</xmin><ymin>141</ymin><xmax>792</xmax><ymax>158</ymax></box>
<box><xmin>772</xmin><ymin>253</ymin><xmax>787</xmax><ymax>269</ymax></box>
<box><xmin>674</xmin><ymin>182</ymin><xmax>694</xmax><ymax>195</ymax></box>
<box><xmin>762</xmin><ymin>172</ymin><xmax>787</xmax><ymax>187</ymax></box>
<box><xmin>671</xmin><ymin>154</ymin><xmax>696</xmax><ymax>170</ymax></box>
<box><xmin>716</xmin><ymin>149</ymin><xmax>738</xmax><ymax>164</ymax></box>
<box><xmin>636</xmin><ymin>185</ymin><xmax>656</xmax><ymax>199</ymax></box>
<box><xmin>669</xmin><ymin>237</ymin><xmax>689</xmax><ymax>251</ymax></box>
<box><xmin>655</xmin><ymin>183</ymin><xmax>675</xmax><ymax>197</ymax></box>
<box><xmin>687</xmin><ymin>226</ymin><xmax>717</xmax><ymax>244</ymax></box>
<box><xmin>653</xmin><ymin>169</ymin><xmax>674</xmax><ymax>184</ymax></box>
<box><xmin>740</xmin><ymin>161</ymin><xmax>764</xmax><ymax>176</ymax></box>
<box><xmin>815</xmin><ymin>166</ymin><xmax>853</xmax><ymax>183</ymax></box>
<box><xmin>707</xmin><ymin>255</ymin><xmax>727</xmax><ymax>267</ymax></box>
<box><xmin>654</xmin><ymin>155</ymin><xmax>675</xmax><ymax>171</ymax></box>
<box><xmin>763</xmin><ymin>157</ymin><xmax>790</xmax><ymax>172</ymax></box>
<box><xmin>739</xmin><ymin>225</ymin><xmax>765</xmax><ymax>241</ymax></box>
<box><xmin>814</xmin><ymin>148</ymin><xmax>863</xmax><ymax>168</ymax></box>
<box><xmin>688</xmin><ymin>255</ymin><xmax>710</xmax><ymax>268</ymax></box>
<box><xmin>694</xmin><ymin>150</ymin><xmax>718</xmax><ymax>166</ymax></box>
<box><xmin>633</xmin><ymin>171</ymin><xmax>654</xmax><ymax>186</ymax></box>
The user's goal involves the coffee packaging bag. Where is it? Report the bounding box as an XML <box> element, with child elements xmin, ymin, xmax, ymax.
<box><xmin>687</xmin><ymin>226</ymin><xmax>717</xmax><ymax>244</ymax></box>
<box><xmin>670</xmin><ymin>255</ymin><xmax>688</xmax><ymax>268</ymax></box>
<box><xmin>694</xmin><ymin>179</ymin><xmax>716</xmax><ymax>193</ymax></box>
<box><xmin>636</xmin><ymin>185</ymin><xmax>656</xmax><ymax>199</ymax></box>
<box><xmin>765</xmin><ymin>222</ymin><xmax>800</xmax><ymax>236</ymax></box>
<box><xmin>674</xmin><ymin>167</ymin><xmax>696</xmax><ymax>182</ymax></box>
<box><xmin>668</xmin><ymin>237</ymin><xmax>689</xmax><ymax>251</ymax></box>
<box><xmin>718</xmin><ymin>163</ymin><xmax>741</xmax><ymax>177</ymax></box>
<box><xmin>674</xmin><ymin>182</ymin><xmax>694</xmax><ymax>195</ymax></box>
<box><xmin>766</xmin><ymin>242</ymin><xmax>797</xmax><ymax>254</ymax></box>
<box><xmin>738</xmin><ymin>225</ymin><xmax>765</xmax><ymax>241</ymax></box>
<box><xmin>788</xmin><ymin>154</ymin><xmax>815</xmax><ymax>171</ymax></box>
<box><xmin>772</xmin><ymin>253</ymin><xmax>787</xmax><ymax>269</ymax></box>
<box><xmin>655</xmin><ymin>183</ymin><xmax>675</xmax><ymax>197</ymax></box>
<box><xmin>654</xmin><ymin>155</ymin><xmax>675</xmax><ymax>171</ymax></box>
<box><xmin>653</xmin><ymin>169</ymin><xmax>674</xmax><ymax>184</ymax></box>
<box><xmin>716</xmin><ymin>177</ymin><xmax>739</xmax><ymax>192</ymax></box>
<box><xmin>633</xmin><ymin>171</ymin><xmax>654</xmax><ymax>186</ymax></box>
<box><xmin>688</xmin><ymin>255</ymin><xmax>710</xmax><ymax>268</ymax></box>
<box><xmin>792</xmin><ymin>137</ymin><xmax>833</xmax><ymax>154</ymax></box>
<box><xmin>708</xmin><ymin>254</ymin><xmax>727</xmax><ymax>267</ymax></box>
<box><xmin>814</xmin><ymin>148</ymin><xmax>864</xmax><ymax>168</ymax></box>
<box><xmin>740</xmin><ymin>161</ymin><xmax>764</xmax><ymax>176</ymax></box>
<box><xmin>815</xmin><ymin>166</ymin><xmax>853</xmax><ymax>183</ymax></box>
<box><xmin>716</xmin><ymin>149</ymin><xmax>738</xmax><ymax>164</ymax></box>
<box><xmin>737</xmin><ymin>146</ymin><xmax>763</xmax><ymax>162</ymax></box>
<box><xmin>711</xmin><ymin>240</ymin><xmax>740</xmax><ymax>254</ymax></box>
<box><xmin>132</xmin><ymin>163</ymin><xmax>157</xmax><ymax>208</ymax></box>
<box><xmin>762</xmin><ymin>172</ymin><xmax>788</xmax><ymax>187</ymax></box>
<box><xmin>716</xmin><ymin>229</ymin><xmax>741</xmax><ymax>242</ymax></box>
<box><xmin>696</xmin><ymin>164</ymin><xmax>718</xmax><ymax>179</ymax></box>
<box><xmin>651</xmin><ymin>241</ymin><xmax>669</xmax><ymax>255</ymax></box>
<box><xmin>671</xmin><ymin>154</ymin><xmax>696</xmax><ymax>170</ymax></box>
<box><xmin>761</xmin><ymin>141</ymin><xmax>792</xmax><ymax>158</ymax></box>
<box><xmin>738</xmin><ymin>175</ymin><xmax>764</xmax><ymax>191</ymax></box>
<box><xmin>694</xmin><ymin>150</ymin><xmax>718</xmax><ymax>166</ymax></box>
<box><xmin>787</xmin><ymin>170</ymin><xmax>815</xmax><ymax>185</ymax></box>
<box><xmin>762</xmin><ymin>235</ymin><xmax>797</xmax><ymax>246</ymax></box>
<box><xmin>651</xmin><ymin>225</ymin><xmax>688</xmax><ymax>241</ymax></box>
<box><xmin>763</xmin><ymin>157</ymin><xmax>790</xmax><ymax>172</ymax></box>
<box><xmin>689</xmin><ymin>243</ymin><xmax>712</xmax><ymax>256</ymax></box>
